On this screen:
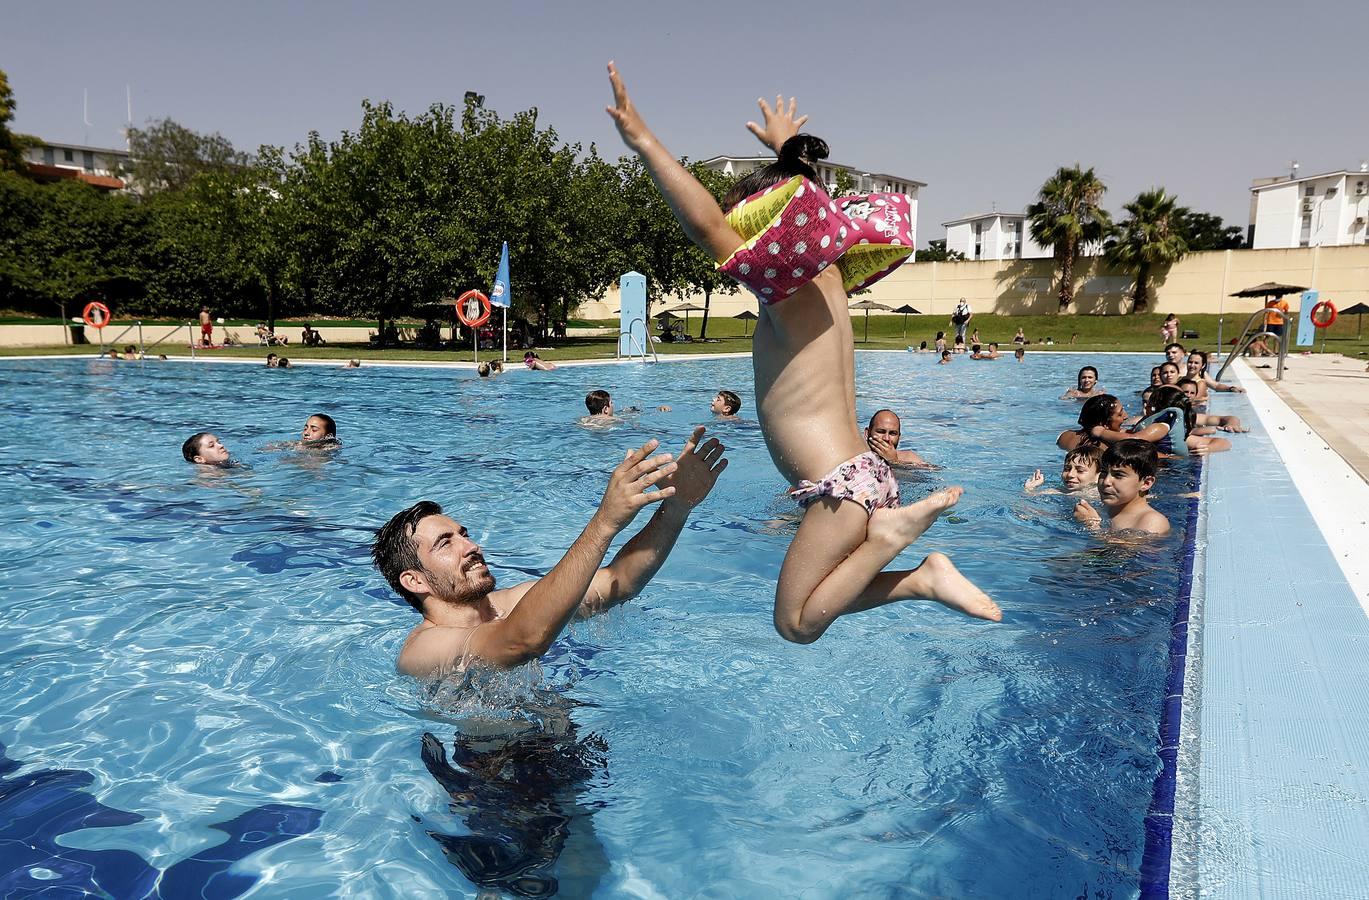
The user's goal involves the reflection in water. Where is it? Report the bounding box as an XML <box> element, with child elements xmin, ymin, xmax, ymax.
<box><xmin>416</xmin><ymin>686</ymin><xmax>610</xmax><ymax>898</ymax></box>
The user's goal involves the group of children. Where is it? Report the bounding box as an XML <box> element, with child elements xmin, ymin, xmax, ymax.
<box><xmin>1029</xmin><ymin>343</ymin><xmax>1247</xmax><ymax>537</ymax></box>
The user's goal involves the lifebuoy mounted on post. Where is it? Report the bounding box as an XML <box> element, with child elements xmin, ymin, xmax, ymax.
<box><xmin>1310</xmin><ymin>300</ymin><xmax>1337</xmax><ymax>329</ymax></box>
<box><xmin>456</xmin><ymin>290</ymin><xmax>491</xmax><ymax>328</ymax></box>
<box><xmin>82</xmin><ymin>302</ymin><xmax>111</xmax><ymax>328</ymax></box>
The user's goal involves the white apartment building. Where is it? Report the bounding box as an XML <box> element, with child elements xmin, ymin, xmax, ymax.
<box><xmin>942</xmin><ymin>212</ymin><xmax>1051</xmax><ymax>260</ymax></box>
<box><xmin>22</xmin><ymin>140</ymin><xmax>130</xmax><ymax>191</ymax></box>
<box><xmin>1249</xmin><ymin>167</ymin><xmax>1369</xmax><ymax>249</ymax></box>
<box><xmin>699</xmin><ymin>154</ymin><xmax>922</xmax><ymax>242</ymax></box>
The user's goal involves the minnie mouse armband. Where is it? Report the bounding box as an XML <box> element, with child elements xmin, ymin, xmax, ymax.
<box><xmin>718</xmin><ymin>176</ymin><xmax>853</xmax><ymax>303</ymax></box>
<box><xmin>835</xmin><ymin>194</ymin><xmax>915</xmax><ymax>292</ymax></box>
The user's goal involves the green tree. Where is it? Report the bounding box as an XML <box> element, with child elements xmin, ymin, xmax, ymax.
<box><xmin>123</xmin><ymin>118</ymin><xmax>250</xmax><ymax>195</ymax></box>
<box><xmin>833</xmin><ymin>168</ymin><xmax>856</xmax><ymax>197</ymax></box>
<box><xmin>1027</xmin><ymin>165</ymin><xmax>1112</xmax><ymax>311</ymax></box>
<box><xmin>679</xmin><ymin>164</ymin><xmax>738</xmax><ymax>340</ymax></box>
<box><xmin>0</xmin><ymin>68</ymin><xmax>35</xmax><ymax>173</ymax></box>
<box><xmin>1105</xmin><ymin>188</ymin><xmax>1189</xmax><ymax>313</ymax></box>
<box><xmin>1177</xmin><ymin>210</ymin><xmax>1244</xmax><ymax>251</ymax></box>
<box><xmin>914</xmin><ymin>239</ymin><xmax>967</xmax><ymax>263</ymax></box>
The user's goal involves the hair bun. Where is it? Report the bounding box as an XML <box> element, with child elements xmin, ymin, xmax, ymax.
<box><xmin>779</xmin><ymin>134</ymin><xmax>829</xmax><ymax>168</ymax></box>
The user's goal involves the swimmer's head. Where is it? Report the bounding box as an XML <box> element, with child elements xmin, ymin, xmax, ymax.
<box><xmin>722</xmin><ymin>134</ymin><xmax>829</xmax><ymax>211</ymax></box>
<box><xmin>302</xmin><ymin>414</ymin><xmax>336</xmax><ymax>442</ymax></box>
<box><xmin>1149</xmin><ymin>366</ymin><xmax>1162</xmax><ymax>386</ymax></box>
<box><xmin>1014</xmin><ymin>347</ymin><xmax>1025</xmax><ymax>359</ymax></box>
<box><xmin>919</xmin><ymin>341</ymin><xmax>927</xmax><ymax>350</ymax></box>
<box><xmin>971</xmin><ymin>344</ymin><xmax>982</xmax><ymax>354</ymax></box>
<box><xmin>1164</xmin><ymin>342</ymin><xmax>1186</xmax><ymax>365</ymax></box>
<box><xmin>266</xmin><ymin>354</ymin><xmax>278</xmax><ymax>367</ymax></box>
<box><xmin>477</xmin><ymin>362</ymin><xmax>491</xmax><ymax>377</ymax></box>
<box><xmin>276</xmin><ymin>357</ymin><xmax>291</xmax><ymax>369</ymax></box>
<box><xmin>373</xmin><ymin>501</ymin><xmax>495</xmax><ymax>612</ymax></box>
<box><xmin>865</xmin><ymin>409</ymin><xmax>902</xmax><ymax>448</ymax></box>
<box><xmin>182</xmin><ymin>432</ymin><xmax>229</xmax><ymax>466</ymax></box>
<box><xmin>1159</xmin><ymin>362</ymin><xmax>1181</xmax><ymax>385</ymax></box>
<box><xmin>1062</xmin><ymin>443</ymin><xmax>1103</xmax><ymax>491</ymax></box>
<box><xmin>1176</xmin><ymin>377</ymin><xmax>1200</xmax><ymax>404</ymax></box>
<box><xmin>1078</xmin><ymin>394</ymin><xmax>1121</xmax><ymax>432</ymax></box>
<box><xmin>1076</xmin><ymin>366</ymin><xmax>1099</xmax><ymax>391</ymax></box>
<box><xmin>585</xmin><ymin>390</ymin><xmax>612</xmax><ymax>416</ymax></box>
<box><xmin>1100</xmin><ymin>439</ymin><xmax>1159</xmax><ymax>497</ymax></box>
<box><xmin>1186</xmin><ymin>350</ymin><xmax>1208</xmax><ymax>376</ymax></box>
<box><xmin>712</xmin><ymin>390</ymin><xmax>741</xmax><ymax>416</ymax></box>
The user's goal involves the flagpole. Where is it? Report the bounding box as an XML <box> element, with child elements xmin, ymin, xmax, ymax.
<box><xmin>502</xmin><ymin>307</ymin><xmax>507</xmax><ymax>363</ymax></box>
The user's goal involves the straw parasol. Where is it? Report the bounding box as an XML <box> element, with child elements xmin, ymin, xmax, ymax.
<box><xmin>663</xmin><ymin>302</ymin><xmax>706</xmax><ymax>334</ymax></box>
<box><xmin>1340</xmin><ymin>301</ymin><xmax>1369</xmax><ymax>338</ymax></box>
<box><xmin>732</xmin><ymin>309</ymin><xmax>758</xmax><ymax>337</ymax></box>
<box><xmin>1219</xmin><ymin>282</ymin><xmax>1309</xmax><ymax>349</ymax></box>
<box><xmin>848</xmin><ymin>298</ymin><xmax>893</xmax><ymax>342</ymax></box>
<box><xmin>891</xmin><ymin>304</ymin><xmax>922</xmax><ymax>338</ymax></box>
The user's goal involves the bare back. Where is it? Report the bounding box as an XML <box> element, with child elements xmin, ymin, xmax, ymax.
<box><xmin>752</xmin><ymin>267</ymin><xmax>867</xmax><ymax>484</ymax></box>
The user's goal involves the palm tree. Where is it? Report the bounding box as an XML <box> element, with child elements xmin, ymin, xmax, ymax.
<box><xmin>1027</xmin><ymin>166</ymin><xmax>1112</xmax><ymax>311</ymax></box>
<box><xmin>1105</xmin><ymin>189</ymin><xmax>1189</xmax><ymax>313</ymax></box>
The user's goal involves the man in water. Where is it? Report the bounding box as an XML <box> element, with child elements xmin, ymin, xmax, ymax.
<box><xmin>864</xmin><ymin>410</ymin><xmax>935</xmax><ymax>469</ymax></box>
<box><xmin>373</xmin><ymin>427</ymin><xmax>728</xmax><ymax>677</ymax></box>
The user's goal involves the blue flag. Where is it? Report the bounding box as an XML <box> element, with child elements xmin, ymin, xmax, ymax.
<box><xmin>490</xmin><ymin>242</ymin><xmax>511</xmax><ymax>308</ymax></box>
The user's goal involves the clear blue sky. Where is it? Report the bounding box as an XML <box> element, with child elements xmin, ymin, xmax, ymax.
<box><xmin>5</xmin><ymin>0</ymin><xmax>1366</xmax><ymax>242</ymax></box>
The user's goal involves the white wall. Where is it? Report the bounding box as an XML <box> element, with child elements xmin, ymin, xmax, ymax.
<box><xmin>1253</xmin><ymin>174</ymin><xmax>1369</xmax><ymax>249</ymax></box>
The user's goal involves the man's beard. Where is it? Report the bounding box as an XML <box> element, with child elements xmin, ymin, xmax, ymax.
<box><xmin>425</xmin><ymin>559</ymin><xmax>497</xmax><ymax>607</ymax></box>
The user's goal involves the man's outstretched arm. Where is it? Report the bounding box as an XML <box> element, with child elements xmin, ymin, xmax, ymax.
<box><xmin>465</xmin><ymin>440</ymin><xmax>677</xmax><ymax>667</ymax></box>
<box><xmin>579</xmin><ymin>426</ymin><xmax>728</xmax><ymax>616</ymax></box>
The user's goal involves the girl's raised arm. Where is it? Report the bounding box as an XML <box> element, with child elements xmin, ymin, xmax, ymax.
<box><xmin>606</xmin><ymin>62</ymin><xmax>742</xmax><ymax>263</ymax></box>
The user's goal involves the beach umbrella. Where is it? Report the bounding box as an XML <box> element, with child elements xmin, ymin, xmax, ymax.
<box><xmin>733</xmin><ymin>309</ymin><xmax>758</xmax><ymax>337</ymax></box>
<box><xmin>849</xmin><ymin>298</ymin><xmax>893</xmax><ymax>343</ymax></box>
<box><xmin>664</xmin><ymin>302</ymin><xmax>706</xmax><ymax>334</ymax></box>
<box><xmin>892</xmin><ymin>304</ymin><xmax>922</xmax><ymax>338</ymax></box>
<box><xmin>1340</xmin><ymin>301</ymin><xmax>1369</xmax><ymax>338</ymax></box>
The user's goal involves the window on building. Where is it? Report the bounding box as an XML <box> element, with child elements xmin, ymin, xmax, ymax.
<box><xmin>82</xmin><ymin>150</ymin><xmax>95</xmax><ymax>171</ymax></box>
<box><xmin>1304</xmin><ymin>185</ymin><xmax>1315</xmax><ymax>197</ymax></box>
<box><xmin>43</xmin><ymin>148</ymin><xmax>55</xmax><ymax>166</ymax></box>
<box><xmin>974</xmin><ymin>222</ymin><xmax>984</xmax><ymax>259</ymax></box>
<box><xmin>63</xmin><ymin>148</ymin><xmax>74</xmax><ymax>163</ymax></box>
<box><xmin>1300</xmin><ymin>215</ymin><xmax>1312</xmax><ymax>247</ymax></box>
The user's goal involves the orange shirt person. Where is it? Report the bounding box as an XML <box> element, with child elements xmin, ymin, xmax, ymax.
<box><xmin>1263</xmin><ymin>298</ymin><xmax>1290</xmax><ymax>338</ymax></box>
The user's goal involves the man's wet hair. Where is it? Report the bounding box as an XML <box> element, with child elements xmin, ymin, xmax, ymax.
<box><xmin>181</xmin><ymin>432</ymin><xmax>212</xmax><ymax>463</ymax></box>
<box><xmin>1102</xmin><ymin>439</ymin><xmax>1159</xmax><ymax>483</ymax></box>
<box><xmin>1064</xmin><ymin>442</ymin><xmax>1105</xmax><ymax>469</ymax></box>
<box><xmin>718</xmin><ymin>390</ymin><xmax>741</xmax><ymax>415</ymax></box>
<box><xmin>310</xmin><ymin>413</ymin><xmax>337</xmax><ymax>438</ymax></box>
<box><xmin>265</xmin><ymin>354</ymin><xmax>278</xmax><ymax>365</ymax></box>
<box><xmin>585</xmin><ymin>390</ymin><xmax>611</xmax><ymax>415</ymax></box>
<box><xmin>1164</xmin><ymin>342</ymin><xmax>1186</xmax><ymax>355</ymax></box>
<box><xmin>722</xmin><ymin>134</ymin><xmax>828</xmax><ymax>210</ymax></box>
<box><xmin>373</xmin><ymin>500</ymin><xmax>442</xmax><ymax>612</ymax></box>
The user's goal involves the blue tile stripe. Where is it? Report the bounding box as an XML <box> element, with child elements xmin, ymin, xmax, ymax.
<box><xmin>1139</xmin><ymin>460</ymin><xmax>1204</xmax><ymax>899</ymax></box>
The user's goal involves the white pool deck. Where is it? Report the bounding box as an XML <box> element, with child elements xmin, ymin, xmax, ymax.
<box><xmin>1167</xmin><ymin>357</ymin><xmax>1369</xmax><ymax>899</ymax></box>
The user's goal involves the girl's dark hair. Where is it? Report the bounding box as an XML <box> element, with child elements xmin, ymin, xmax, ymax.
<box><xmin>1078</xmin><ymin>394</ymin><xmax>1120</xmax><ymax>431</ymax></box>
<box><xmin>1077</xmin><ymin>366</ymin><xmax>1098</xmax><ymax>389</ymax></box>
<box><xmin>1150</xmin><ymin>385</ymin><xmax>1196</xmax><ymax>434</ymax></box>
<box><xmin>722</xmin><ymin>134</ymin><xmax>830</xmax><ymax>210</ymax></box>
<box><xmin>1188</xmin><ymin>349</ymin><xmax>1208</xmax><ymax>373</ymax></box>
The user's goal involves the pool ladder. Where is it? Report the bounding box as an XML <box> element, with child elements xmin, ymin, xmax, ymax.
<box><xmin>1214</xmin><ymin>309</ymin><xmax>1290</xmax><ymax>383</ymax></box>
<box><xmin>616</xmin><ymin>317</ymin><xmax>658</xmax><ymax>363</ymax></box>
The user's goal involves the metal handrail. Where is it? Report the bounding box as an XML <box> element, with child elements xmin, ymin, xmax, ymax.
<box><xmin>144</xmin><ymin>323</ymin><xmax>190</xmax><ymax>353</ymax></box>
<box><xmin>617</xmin><ymin>316</ymin><xmax>657</xmax><ymax>363</ymax></box>
<box><xmin>1213</xmin><ymin>308</ymin><xmax>1287</xmax><ymax>382</ymax></box>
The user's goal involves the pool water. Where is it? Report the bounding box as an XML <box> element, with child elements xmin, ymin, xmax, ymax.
<box><xmin>0</xmin><ymin>353</ymin><xmax>1199</xmax><ymax>898</ymax></box>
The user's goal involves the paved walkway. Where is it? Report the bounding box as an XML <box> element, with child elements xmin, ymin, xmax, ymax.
<box><xmin>1244</xmin><ymin>352</ymin><xmax>1369</xmax><ymax>482</ymax></box>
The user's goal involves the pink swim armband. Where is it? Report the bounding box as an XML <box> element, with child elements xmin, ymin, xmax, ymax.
<box><xmin>835</xmin><ymin>193</ymin><xmax>915</xmax><ymax>292</ymax></box>
<box><xmin>718</xmin><ymin>177</ymin><xmax>853</xmax><ymax>303</ymax></box>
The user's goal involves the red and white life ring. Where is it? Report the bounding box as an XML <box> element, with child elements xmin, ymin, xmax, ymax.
<box><xmin>82</xmin><ymin>301</ymin><xmax>111</xmax><ymax>328</ymax></box>
<box><xmin>1310</xmin><ymin>300</ymin><xmax>1337</xmax><ymax>329</ymax></box>
<box><xmin>456</xmin><ymin>290</ymin><xmax>491</xmax><ymax>328</ymax></box>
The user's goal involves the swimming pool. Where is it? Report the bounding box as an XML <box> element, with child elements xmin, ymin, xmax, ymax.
<box><xmin>1</xmin><ymin>353</ymin><xmax>1201</xmax><ymax>897</ymax></box>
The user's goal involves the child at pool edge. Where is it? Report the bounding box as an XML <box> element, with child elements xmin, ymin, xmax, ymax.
<box><xmin>1025</xmin><ymin>443</ymin><xmax>1103</xmax><ymax>495</ymax></box>
<box><xmin>1073</xmin><ymin>440</ymin><xmax>1171</xmax><ymax>536</ymax></box>
<box><xmin>605</xmin><ymin>62</ymin><xmax>1000</xmax><ymax>642</ymax></box>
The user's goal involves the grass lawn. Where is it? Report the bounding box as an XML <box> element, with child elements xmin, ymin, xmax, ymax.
<box><xmin>4</xmin><ymin>313</ymin><xmax>1366</xmax><ymax>362</ymax></box>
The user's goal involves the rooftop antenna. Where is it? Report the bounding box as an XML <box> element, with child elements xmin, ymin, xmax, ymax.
<box><xmin>125</xmin><ymin>85</ymin><xmax>133</xmax><ymax>151</ymax></box>
<box><xmin>1289</xmin><ymin>159</ymin><xmax>1299</xmax><ymax>180</ymax></box>
<box><xmin>1360</xmin><ymin>160</ymin><xmax>1368</xmax><ymax>173</ymax></box>
<box><xmin>83</xmin><ymin>88</ymin><xmax>93</xmax><ymax>144</ymax></box>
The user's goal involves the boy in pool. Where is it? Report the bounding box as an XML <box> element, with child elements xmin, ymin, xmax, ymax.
<box><xmin>606</xmin><ymin>63</ymin><xmax>999</xmax><ymax>641</ymax></box>
<box><xmin>711</xmin><ymin>390</ymin><xmax>743</xmax><ymax>419</ymax></box>
<box><xmin>1024</xmin><ymin>444</ymin><xmax>1103</xmax><ymax>495</ymax></box>
<box><xmin>1073</xmin><ymin>440</ymin><xmax>1170</xmax><ymax>536</ymax></box>
<box><xmin>181</xmin><ymin>432</ymin><xmax>231</xmax><ymax>467</ymax></box>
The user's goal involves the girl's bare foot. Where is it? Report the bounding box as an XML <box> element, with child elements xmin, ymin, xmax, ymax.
<box><xmin>868</xmin><ymin>486</ymin><xmax>963</xmax><ymax>551</ymax></box>
<box><xmin>917</xmin><ymin>551</ymin><xmax>1001</xmax><ymax>621</ymax></box>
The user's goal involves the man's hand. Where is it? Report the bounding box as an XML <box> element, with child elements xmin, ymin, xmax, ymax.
<box><xmin>1074</xmin><ymin>500</ymin><xmax>1102</xmax><ymax>529</ymax></box>
<box><xmin>746</xmin><ymin>95</ymin><xmax>808</xmax><ymax>154</ymax></box>
<box><xmin>867</xmin><ymin>435</ymin><xmax>899</xmax><ymax>465</ymax></box>
<box><xmin>605</xmin><ymin>62</ymin><xmax>655</xmax><ymax>154</ymax></box>
<box><xmin>593</xmin><ymin>438</ymin><xmax>676</xmax><ymax>534</ymax></box>
<box><xmin>1025</xmin><ymin>469</ymin><xmax>1045</xmax><ymax>492</ymax></box>
<box><xmin>662</xmin><ymin>426</ymin><xmax>728</xmax><ymax>511</ymax></box>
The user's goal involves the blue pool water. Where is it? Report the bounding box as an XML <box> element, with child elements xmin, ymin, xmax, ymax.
<box><xmin>0</xmin><ymin>353</ymin><xmax>1200</xmax><ymax>897</ymax></box>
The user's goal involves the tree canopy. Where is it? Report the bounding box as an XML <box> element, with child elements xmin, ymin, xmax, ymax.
<box><xmin>1105</xmin><ymin>189</ymin><xmax>1189</xmax><ymax>312</ymax></box>
<box><xmin>1027</xmin><ymin>165</ymin><xmax>1112</xmax><ymax>311</ymax></box>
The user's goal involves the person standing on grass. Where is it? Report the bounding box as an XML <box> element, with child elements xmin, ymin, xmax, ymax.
<box><xmin>951</xmin><ymin>299</ymin><xmax>972</xmax><ymax>344</ymax></box>
<box><xmin>199</xmin><ymin>307</ymin><xmax>213</xmax><ymax>347</ymax></box>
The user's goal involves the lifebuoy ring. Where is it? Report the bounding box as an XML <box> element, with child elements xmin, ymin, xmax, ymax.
<box><xmin>82</xmin><ymin>301</ymin><xmax>111</xmax><ymax>328</ymax></box>
<box><xmin>1310</xmin><ymin>300</ymin><xmax>1337</xmax><ymax>329</ymax></box>
<box><xmin>456</xmin><ymin>290</ymin><xmax>491</xmax><ymax>328</ymax></box>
